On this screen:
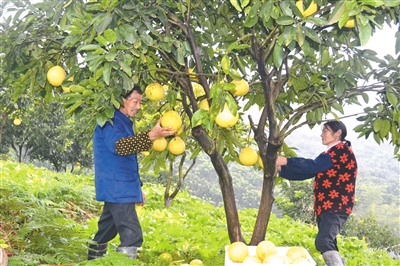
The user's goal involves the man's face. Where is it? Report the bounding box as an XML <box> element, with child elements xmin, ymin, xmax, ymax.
<box><xmin>120</xmin><ymin>91</ymin><xmax>143</xmax><ymax>117</ymax></box>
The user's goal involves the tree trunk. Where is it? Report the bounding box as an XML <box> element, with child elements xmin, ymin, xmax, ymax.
<box><xmin>192</xmin><ymin>126</ymin><xmax>245</xmax><ymax>243</ymax></box>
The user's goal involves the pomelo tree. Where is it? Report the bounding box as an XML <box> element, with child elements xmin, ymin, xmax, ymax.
<box><xmin>2</xmin><ymin>0</ymin><xmax>400</xmax><ymax>245</ymax></box>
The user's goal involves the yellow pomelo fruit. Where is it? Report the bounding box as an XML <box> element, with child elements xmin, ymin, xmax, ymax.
<box><xmin>239</xmin><ymin>147</ymin><xmax>258</xmax><ymax>166</ymax></box>
<box><xmin>13</xmin><ymin>118</ymin><xmax>22</xmax><ymax>126</ymax></box>
<box><xmin>296</xmin><ymin>0</ymin><xmax>317</xmax><ymax>17</ymax></box>
<box><xmin>215</xmin><ymin>104</ymin><xmax>239</xmax><ymax>128</ymax></box>
<box><xmin>62</xmin><ymin>76</ymin><xmax>74</xmax><ymax>93</ymax></box>
<box><xmin>189</xmin><ymin>259</ymin><xmax>203</xmax><ymax>266</ymax></box>
<box><xmin>263</xmin><ymin>254</ymin><xmax>286</xmax><ymax>264</ymax></box>
<box><xmin>344</xmin><ymin>18</ymin><xmax>355</xmax><ymax>28</ymax></box>
<box><xmin>145</xmin><ymin>83</ymin><xmax>165</xmax><ymax>101</ymax></box>
<box><xmin>152</xmin><ymin>137</ymin><xmax>167</xmax><ymax>152</ymax></box>
<box><xmin>161</xmin><ymin>110</ymin><xmax>183</xmax><ymax>131</ymax></box>
<box><xmin>281</xmin><ymin>255</ymin><xmax>293</xmax><ymax>264</ymax></box>
<box><xmin>199</xmin><ymin>99</ymin><xmax>210</xmax><ymax>111</ymax></box>
<box><xmin>258</xmin><ymin>156</ymin><xmax>264</xmax><ymax>169</ymax></box>
<box><xmin>193</xmin><ymin>82</ymin><xmax>205</xmax><ymax>97</ymax></box>
<box><xmin>231</xmin><ymin>79</ymin><xmax>249</xmax><ymax>96</ymax></box>
<box><xmin>168</xmin><ymin>136</ymin><xmax>185</xmax><ymax>155</ymax></box>
<box><xmin>141</xmin><ymin>151</ymin><xmax>150</xmax><ymax>156</ymax></box>
<box><xmin>291</xmin><ymin>257</ymin><xmax>310</xmax><ymax>265</ymax></box>
<box><xmin>175</xmin><ymin>126</ymin><xmax>184</xmax><ymax>135</ymax></box>
<box><xmin>302</xmin><ymin>1</ymin><xmax>317</xmax><ymax>17</ymax></box>
<box><xmin>256</xmin><ymin>240</ymin><xmax>277</xmax><ymax>261</ymax></box>
<box><xmin>158</xmin><ymin>252</ymin><xmax>173</xmax><ymax>265</ymax></box>
<box><xmin>47</xmin><ymin>66</ymin><xmax>66</xmax><ymax>86</ymax></box>
<box><xmin>296</xmin><ymin>0</ymin><xmax>304</xmax><ymax>13</ymax></box>
<box><xmin>227</xmin><ymin>242</ymin><xmax>249</xmax><ymax>263</ymax></box>
<box><xmin>242</xmin><ymin>255</ymin><xmax>262</xmax><ymax>264</ymax></box>
<box><xmin>286</xmin><ymin>246</ymin><xmax>307</xmax><ymax>261</ymax></box>
<box><xmin>188</xmin><ymin>67</ymin><xmax>199</xmax><ymax>82</ymax></box>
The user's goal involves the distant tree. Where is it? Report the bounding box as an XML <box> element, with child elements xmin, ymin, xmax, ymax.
<box><xmin>342</xmin><ymin>213</ymin><xmax>400</xmax><ymax>257</ymax></box>
<box><xmin>275</xmin><ymin>180</ymin><xmax>315</xmax><ymax>224</ymax></box>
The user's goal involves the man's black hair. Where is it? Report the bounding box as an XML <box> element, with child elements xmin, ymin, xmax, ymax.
<box><xmin>123</xmin><ymin>86</ymin><xmax>143</xmax><ymax>99</ymax></box>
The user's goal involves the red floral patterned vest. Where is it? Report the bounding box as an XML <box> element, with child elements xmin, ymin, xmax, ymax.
<box><xmin>314</xmin><ymin>142</ymin><xmax>358</xmax><ymax>216</ymax></box>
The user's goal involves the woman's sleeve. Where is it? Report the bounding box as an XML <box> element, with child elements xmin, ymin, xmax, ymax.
<box><xmin>279</xmin><ymin>153</ymin><xmax>333</xmax><ymax>180</ymax></box>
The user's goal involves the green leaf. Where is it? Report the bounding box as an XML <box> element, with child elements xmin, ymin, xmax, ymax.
<box><xmin>333</xmin><ymin>78</ymin><xmax>345</xmax><ymax>97</ymax></box>
<box><xmin>276</xmin><ymin>16</ymin><xmax>296</xmax><ymax>26</ymax></box>
<box><xmin>327</xmin><ymin>0</ymin><xmax>346</xmax><ymax>25</ymax></box>
<box><xmin>230</xmin><ymin>0</ymin><xmax>242</xmax><ymax>12</ymax></box>
<box><xmin>103</xmin><ymin>62</ymin><xmax>111</xmax><ymax>85</ymax></box>
<box><xmin>221</xmin><ymin>55</ymin><xmax>230</xmax><ymax>75</ymax></box>
<box><xmin>104</xmin><ymin>29</ymin><xmax>117</xmax><ymax>44</ymax></box>
<box><xmin>77</xmin><ymin>44</ymin><xmax>102</xmax><ymax>52</ymax></box>
<box><xmin>379</xmin><ymin>119</ymin><xmax>390</xmax><ymax>138</ymax></box>
<box><xmin>359</xmin><ymin>23</ymin><xmax>372</xmax><ymax>47</ymax></box>
<box><xmin>386</xmin><ymin>87</ymin><xmax>398</xmax><ymax>107</ymax></box>
<box><xmin>373</xmin><ymin>118</ymin><xmax>382</xmax><ymax>132</ymax></box>
<box><xmin>303</xmin><ymin>27</ymin><xmax>322</xmax><ymax>44</ymax></box>
<box><xmin>118</xmin><ymin>60</ymin><xmax>132</xmax><ymax>76</ymax></box>
<box><xmin>273</xmin><ymin>44</ymin><xmax>284</xmax><ymax>69</ymax></box>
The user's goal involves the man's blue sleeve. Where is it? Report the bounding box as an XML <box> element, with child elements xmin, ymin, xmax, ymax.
<box><xmin>279</xmin><ymin>153</ymin><xmax>333</xmax><ymax>181</ymax></box>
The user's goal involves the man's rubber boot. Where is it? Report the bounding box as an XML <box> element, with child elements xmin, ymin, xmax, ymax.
<box><xmin>88</xmin><ymin>242</ymin><xmax>108</xmax><ymax>260</ymax></box>
<box><xmin>116</xmin><ymin>246</ymin><xmax>138</xmax><ymax>259</ymax></box>
<box><xmin>322</xmin><ymin>250</ymin><xmax>344</xmax><ymax>266</ymax></box>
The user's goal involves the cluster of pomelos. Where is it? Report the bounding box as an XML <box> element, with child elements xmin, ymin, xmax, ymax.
<box><xmin>227</xmin><ymin>240</ymin><xmax>311</xmax><ymax>265</ymax></box>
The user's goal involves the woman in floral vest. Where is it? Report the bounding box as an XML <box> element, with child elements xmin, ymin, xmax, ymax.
<box><xmin>276</xmin><ymin>121</ymin><xmax>357</xmax><ymax>266</ymax></box>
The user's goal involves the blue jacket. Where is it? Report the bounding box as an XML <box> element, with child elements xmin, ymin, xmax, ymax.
<box><xmin>93</xmin><ymin>109</ymin><xmax>142</xmax><ymax>203</ymax></box>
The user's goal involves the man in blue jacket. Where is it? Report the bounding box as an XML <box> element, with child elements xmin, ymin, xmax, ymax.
<box><xmin>88</xmin><ymin>86</ymin><xmax>176</xmax><ymax>260</ymax></box>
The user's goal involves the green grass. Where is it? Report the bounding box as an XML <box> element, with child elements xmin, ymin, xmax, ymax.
<box><xmin>0</xmin><ymin>160</ymin><xmax>397</xmax><ymax>265</ymax></box>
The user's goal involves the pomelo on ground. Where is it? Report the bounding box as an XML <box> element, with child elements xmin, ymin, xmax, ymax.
<box><xmin>161</xmin><ymin>110</ymin><xmax>182</xmax><ymax>131</ymax></box>
<box><xmin>47</xmin><ymin>66</ymin><xmax>66</xmax><ymax>86</ymax></box>
<box><xmin>227</xmin><ymin>242</ymin><xmax>248</xmax><ymax>263</ymax></box>
<box><xmin>158</xmin><ymin>252</ymin><xmax>173</xmax><ymax>265</ymax></box>
<box><xmin>239</xmin><ymin>147</ymin><xmax>258</xmax><ymax>166</ymax></box>
<box><xmin>189</xmin><ymin>259</ymin><xmax>203</xmax><ymax>265</ymax></box>
<box><xmin>145</xmin><ymin>83</ymin><xmax>165</xmax><ymax>101</ymax></box>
